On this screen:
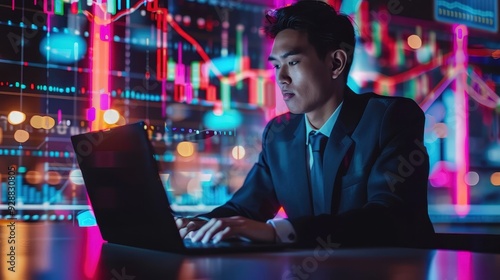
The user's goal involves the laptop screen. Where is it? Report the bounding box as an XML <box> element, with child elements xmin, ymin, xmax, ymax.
<box><xmin>71</xmin><ymin>122</ymin><xmax>185</xmax><ymax>251</ymax></box>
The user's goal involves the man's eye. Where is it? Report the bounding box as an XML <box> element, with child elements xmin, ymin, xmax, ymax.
<box><xmin>288</xmin><ymin>61</ymin><xmax>298</xmax><ymax>66</ymax></box>
<box><xmin>273</xmin><ymin>65</ymin><xmax>281</xmax><ymax>69</ymax></box>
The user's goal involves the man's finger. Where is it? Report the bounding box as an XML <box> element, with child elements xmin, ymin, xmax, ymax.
<box><xmin>201</xmin><ymin>219</ymin><xmax>225</xmax><ymax>243</ymax></box>
<box><xmin>175</xmin><ymin>218</ymin><xmax>188</xmax><ymax>229</ymax></box>
<box><xmin>177</xmin><ymin>218</ymin><xmax>206</xmax><ymax>238</ymax></box>
<box><xmin>179</xmin><ymin>227</ymin><xmax>189</xmax><ymax>239</ymax></box>
<box><xmin>185</xmin><ymin>221</ymin><xmax>200</xmax><ymax>231</ymax></box>
<box><xmin>192</xmin><ymin>218</ymin><xmax>217</xmax><ymax>242</ymax></box>
<box><xmin>212</xmin><ymin>226</ymin><xmax>232</xmax><ymax>243</ymax></box>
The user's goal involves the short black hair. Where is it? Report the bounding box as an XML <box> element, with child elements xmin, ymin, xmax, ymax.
<box><xmin>263</xmin><ymin>0</ymin><xmax>356</xmax><ymax>78</ymax></box>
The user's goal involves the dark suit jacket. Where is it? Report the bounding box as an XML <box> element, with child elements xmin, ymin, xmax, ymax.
<box><xmin>202</xmin><ymin>89</ymin><xmax>435</xmax><ymax>248</ymax></box>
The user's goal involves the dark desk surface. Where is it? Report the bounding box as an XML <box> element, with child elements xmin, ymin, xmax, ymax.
<box><xmin>1</xmin><ymin>221</ymin><xmax>500</xmax><ymax>280</ymax></box>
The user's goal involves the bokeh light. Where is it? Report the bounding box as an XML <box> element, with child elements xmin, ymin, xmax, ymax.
<box><xmin>116</xmin><ymin>116</ymin><xmax>127</xmax><ymax>126</ymax></box>
<box><xmin>429</xmin><ymin>169</ymin><xmax>450</xmax><ymax>187</ymax></box>
<box><xmin>45</xmin><ymin>171</ymin><xmax>62</xmax><ymax>185</ymax></box>
<box><xmin>464</xmin><ymin>171</ymin><xmax>479</xmax><ymax>186</ymax></box>
<box><xmin>429</xmin><ymin>161</ymin><xmax>454</xmax><ymax>188</ymax></box>
<box><xmin>25</xmin><ymin>171</ymin><xmax>43</xmax><ymax>185</ymax></box>
<box><xmin>491</xmin><ymin>172</ymin><xmax>500</xmax><ymax>186</ymax></box>
<box><xmin>14</xmin><ymin>129</ymin><xmax>29</xmax><ymax>143</ymax></box>
<box><xmin>42</xmin><ymin>116</ymin><xmax>56</xmax><ymax>129</ymax></box>
<box><xmin>30</xmin><ymin>115</ymin><xmax>44</xmax><ymax>129</ymax></box>
<box><xmin>407</xmin><ymin>34</ymin><xmax>422</xmax><ymax>49</ymax></box>
<box><xmin>69</xmin><ymin>169</ymin><xmax>85</xmax><ymax>185</ymax></box>
<box><xmin>231</xmin><ymin>145</ymin><xmax>246</xmax><ymax>160</ymax></box>
<box><xmin>486</xmin><ymin>143</ymin><xmax>500</xmax><ymax>165</ymax></box>
<box><xmin>8</xmin><ymin>111</ymin><xmax>26</xmax><ymax>125</ymax></box>
<box><xmin>416</xmin><ymin>45</ymin><xmax>432</xmax><ymax>63</ymax></box>
<box><xmin>492</xmin><ymin>50</ymin><xmax>500</xmax><ymax>59</ymax></box>
<box><xmin>103</xmin><ymin>109</ymin><xmax>120</xmax><ymax>124</ymax></box>
<box><xmin>433</xmin><ymin>123</ymin><xmax>448</xmax><ymax>138</ymax></box>
<box><xmin>177</xmin><ymin>141</ymin><xmax>195</xmax><ymax>157</ymax></box>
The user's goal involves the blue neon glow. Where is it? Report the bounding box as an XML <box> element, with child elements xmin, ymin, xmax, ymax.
<box><xmin>209</xmin><ymin>56</ymin><xmax>238</xmax><ymax>78</ymax></box>
<box><xmin>40</xmin><ymin>34</ymin><xmax>87</xmax><ymax>64</ymax></box>
<box><xmin>130</xmin><ymin>28</ymin><xmax>156</xmax><ymax>50</ymax></box>
<box><xmin>77</xmin><ymin>210</ymin><xmax>97</xmax><ymax>227</ymax></box>
<box><xmin>486</xmin><ymin>143</ymin><xmax>500</xmax><ymax>165</ymax></box>
<box><xmin>203</xmin><ymin>109</ymin><xmax>242</xmax><ymax>130</ymax></box>
<box><xmin>340</xmin><ymin>0</ymin><xmax>362</xmax><ymax>15</ymax></box>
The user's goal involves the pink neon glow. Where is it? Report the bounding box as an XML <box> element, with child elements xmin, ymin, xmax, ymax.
<box><xmin>89</xmin><ymin>4</ymin><xmax>111</xmax><ymax>131</ymax></box>
<box><xmin>86</xmin><ymin>107</ymin><xmax>96</xmax><ymax>121</ymax></box>
<box><xmin>57</xmin><ymin>109</ymin><xmax>62</xmax><ymax>124</ymax></box>
<box><xmin>176</xmin><ymin>42</ymin><xmax>185</xmax><ymax>85</ymax></box>
<box><xmin>100</xmin><ymin>93</ymin><xmax>110</xmax><ymax>110</ymax></box>
<box><xmin>429</xmin><ymin>169</ymin><xmax>451</xmax><ymax>188</ymax></box>
<box><xmin>185</xmin><ymin>83</ymin><xmax>193</xmax><ymax>103</ymax></box>
<box><xmin>428</xmin><ymin>250</ymin><xmax>474</xmax><ymax>280</ymax></box>
<box><xmin>83</xmin><ymin>225</ymin><xmax>104</xmax><ymax>279</ymax></box>
<box><xmin>457</xmin><ymin>251</ymin><xmax>472</xmax><ymax>280</ymax></box>
<box><xmin>453</xmin><ymin>25</ymin><xmax>470</xmax><ymax>216</ymax></box>
<box><xmin>43</xmin><ymin>0</ymin><xmax>52</xmax><ymax>14</ymax></box>
<box><xmin>177</xmin><ymin>41</ymin><xmax>182</xmax><ymax>64</ymax></box>
<box><xmin>81</xmin><ymin>0</ymin><xmax>152</xmax><ymax>127</ymax></box>
<box><xmin>275</xmin><ymin>206</ymin><xmax>287</xmax><ymax>218</ymax></box>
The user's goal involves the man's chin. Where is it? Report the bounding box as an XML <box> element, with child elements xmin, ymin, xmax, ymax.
<box><xmin>285</xmin><ymin>107</ymin><xmax>304</xmax><ymax>115</ymax></box>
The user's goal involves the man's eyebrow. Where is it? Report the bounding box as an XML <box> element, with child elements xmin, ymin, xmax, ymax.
<box><xmin>267</xmin><ymin>49</ymin><xmax>303</xmax><ymax>61</ymax></box>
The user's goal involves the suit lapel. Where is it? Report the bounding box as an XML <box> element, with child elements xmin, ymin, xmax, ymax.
<box><xmin>323</xmin><ymin>126</ymin><xmax>353</xmax><ymax>213</ymax></box>
<box><xmin>322</xmin><ymin>89</ymin><xmax>368</xmax><ymax>214</ymax></box>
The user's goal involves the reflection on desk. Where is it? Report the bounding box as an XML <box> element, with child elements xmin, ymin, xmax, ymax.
<box><xmin>1</xmin><ymin>221</ymin><xmax>500</xmax><ymax>280</ymax></box>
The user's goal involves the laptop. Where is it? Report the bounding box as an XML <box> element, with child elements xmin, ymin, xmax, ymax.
<box><xmin>70</xmin><ymin>121</ymin><xmax>286</xmax><ymax>254</ymax></box>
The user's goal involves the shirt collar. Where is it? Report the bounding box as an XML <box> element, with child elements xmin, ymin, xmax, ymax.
<box><xmin>305</xmin><ymin>102</ymin><xmax>343</xmax><ymax>145</ymax></box>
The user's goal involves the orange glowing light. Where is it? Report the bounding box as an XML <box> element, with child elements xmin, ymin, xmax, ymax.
<box><xmin>407</xmin><ymin>34</ymin><xmax>422</xmax><ymax>49</ymax></box>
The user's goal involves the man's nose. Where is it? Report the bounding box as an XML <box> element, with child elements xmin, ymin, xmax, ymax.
<box><xmin>277</xmin><ymin>67</ymin><xmax>290</xmax><ymax>85</ymax></box>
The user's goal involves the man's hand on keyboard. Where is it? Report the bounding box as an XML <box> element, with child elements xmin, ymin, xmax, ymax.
<box><xmin>175</xmin><ymin>217</ymin><xmax>207</xmax><ymax>239</ymax></box>
<box><xmin>189</xmin><ymin>216</ymin><xmax>276</xmax><ymax>244</ymax></box>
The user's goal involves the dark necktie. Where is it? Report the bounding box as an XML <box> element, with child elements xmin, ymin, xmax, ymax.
<box><xmin>309</xmin><ymin>131</ymin><xmax>328</xmax><ymax>215</ymax></box>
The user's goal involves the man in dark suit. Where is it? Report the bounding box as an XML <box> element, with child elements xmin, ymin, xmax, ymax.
<box><xmin>176</xmin><ymin>0</ymin><xmax>435</xmax><ymax>248</ymax></box>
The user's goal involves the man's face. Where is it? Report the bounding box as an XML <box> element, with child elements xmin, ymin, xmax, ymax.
<box><xmin>268</xmin><ymin>29</ymin><xmax>336</xmax><ymax>116</ymax></box>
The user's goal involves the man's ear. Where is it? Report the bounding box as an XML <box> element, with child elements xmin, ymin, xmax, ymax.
<box><xmin>330</xmin><ymin>49</ymin><xmax>347</xmax><ymax>79</ymax></box>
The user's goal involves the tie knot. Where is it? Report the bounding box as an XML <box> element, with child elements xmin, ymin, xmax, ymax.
<box><xmin>309</xmin><ymin>131</ymin><xmax>327</xmax><ymax>152</ymax></box>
